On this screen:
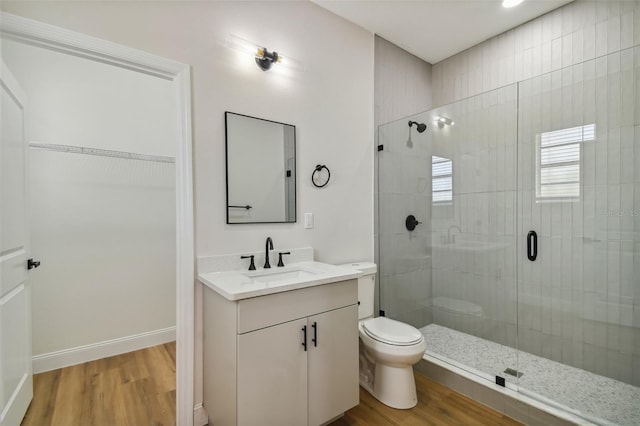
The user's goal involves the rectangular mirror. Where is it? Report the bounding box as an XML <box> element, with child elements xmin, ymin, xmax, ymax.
<box><xmin>225</xmin><ymin>111</ymin><xmax>296</xmax><ymax>224</ymax></box>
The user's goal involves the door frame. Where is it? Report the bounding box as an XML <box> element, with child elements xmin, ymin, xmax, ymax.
<box><xmin>0</xmin><ymin>12</ymin><xmax>195</xmax><ymax>426</ymax></box>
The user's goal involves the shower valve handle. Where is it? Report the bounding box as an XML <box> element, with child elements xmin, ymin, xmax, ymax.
<box><xmin>405</xmin><ymin>215</ymin><xmax>421</xmax><ymax>231</ymax></box>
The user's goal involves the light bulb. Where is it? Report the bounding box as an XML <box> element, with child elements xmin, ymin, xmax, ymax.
<box><xmin>502</xmin><ymin>0</ymin><xmax>524</xmax><ymax>8</ymax></box>
<box><xmin>226</xmin><ymin>34</ymin><xmax>262</xmax><ymax>57</ymax></box>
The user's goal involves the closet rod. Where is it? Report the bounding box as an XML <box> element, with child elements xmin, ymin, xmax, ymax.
<box><xmin>29</xmin><ymin>142</ymin><xmax>175</xmax><ymax>164</ymax></box>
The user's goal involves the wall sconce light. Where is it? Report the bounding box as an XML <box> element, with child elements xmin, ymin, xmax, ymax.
<box><xmin>435</xmin><ymin>116</ymin><xmax>454</xmax><ymax>128</ymax></box>
<box><xmin>255</xmin><ymin>47</ymin><xmax>280</xmax><ymax>71</ymax></box>
<box><xmin>225</xmin><ymin>34</ymin><xmax>303</xmax><ymax>72</ymax></box>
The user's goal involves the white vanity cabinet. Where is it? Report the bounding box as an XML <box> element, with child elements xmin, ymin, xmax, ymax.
<box><xmin>203</xmin><ymin>279</ymin><xmax>359</xmax><ymax>426</ymax></box>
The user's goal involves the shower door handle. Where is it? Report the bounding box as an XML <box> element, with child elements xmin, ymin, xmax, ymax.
<box><xmin>527</xmin><ymin>231</ymin><xmax>537</xmax><ymax>261</ymax></box>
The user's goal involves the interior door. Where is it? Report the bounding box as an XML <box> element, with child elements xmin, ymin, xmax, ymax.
<box><xmin>0</xmin><ymin>60</ymin><xmax>32</xmax><ymax>426</ymax></box>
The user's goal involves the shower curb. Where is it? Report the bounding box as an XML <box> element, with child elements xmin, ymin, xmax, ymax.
<box><xmin>415</xmin><ymin>356</ymin><xmax>595</xmax><ymax>426</ymax></box>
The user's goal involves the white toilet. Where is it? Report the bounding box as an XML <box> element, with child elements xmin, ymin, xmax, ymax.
<box><xmin>343</xmin><ymin>262</ymin><xmax>427</xmax><ymax>409</ymax></box>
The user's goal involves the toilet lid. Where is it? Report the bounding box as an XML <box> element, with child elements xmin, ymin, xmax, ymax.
<box><xmin>362</xmin><ymin>317</ymin><xmax>424</xmax><ymax>346</ymax></box>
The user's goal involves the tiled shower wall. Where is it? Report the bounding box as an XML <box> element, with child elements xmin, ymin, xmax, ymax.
<box><xmin>429</xmin><ymin>0</ymin><xmax>640</xmax><ymax>386</ymax></box>
<box><xmin>375</xmin><ymin>35</ymin><xmax>432</xmax><ymax>126</ymax></box>
<box><xmin>432</xmin><ymin>1</ymin><xmax>638</xmax><ymax>107</ymax></box>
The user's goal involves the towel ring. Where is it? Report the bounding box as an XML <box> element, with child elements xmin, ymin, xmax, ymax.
<box><xmin>312</xmin><ymin>164</ymin><xmax>330</xmax><ymax>188</ymax></box>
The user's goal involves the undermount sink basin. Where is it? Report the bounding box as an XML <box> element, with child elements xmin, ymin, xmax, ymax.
<box><xmin>198</xmin><ymin>261</ymin><xmax>363</xmax><ymax>301</ymax></box>
<box><xmin>249</xmin><ymin>267</ymin><xmax>319</xmax><ymax>283</ymax></box>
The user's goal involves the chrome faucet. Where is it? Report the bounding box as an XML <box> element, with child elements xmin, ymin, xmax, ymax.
<box><xmin>264</xmin><ymin>237</ymin><xmax>274</xmax><ymax>268</ymax></box>
<box><xmin>447</xmin><ymin>225</ymin><xmax>461</xmax><ymax>244</ymax></box>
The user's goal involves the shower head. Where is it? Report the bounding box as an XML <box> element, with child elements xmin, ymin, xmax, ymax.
<box><xmin>408</xmin><ymin>120</ymin><xmax>427</xmax><ymax>133</ymax></box>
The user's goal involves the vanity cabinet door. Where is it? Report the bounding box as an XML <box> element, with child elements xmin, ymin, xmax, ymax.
<box><xmin>237</xmin><ymin>317</ymin><xmax>308</xmax><ymax>426</ymax></box>
<box><xmin>307</xmin><ymin>304</ymin><xmax>359</xmax><ymax>426</ymax></box>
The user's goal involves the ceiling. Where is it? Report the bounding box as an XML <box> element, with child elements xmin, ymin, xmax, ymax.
<box><xmin>312</xmin><ymin>0</ymin><xmax>573</xmax><ymax>64</ymax></box>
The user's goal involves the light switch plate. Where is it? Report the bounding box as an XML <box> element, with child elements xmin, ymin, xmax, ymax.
<box><xmin>304</xmin><ymin>212</ymin><xmax>314</xmax><ymax>229</ymax></box>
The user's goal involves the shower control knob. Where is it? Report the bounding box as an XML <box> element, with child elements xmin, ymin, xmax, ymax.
<box><xmin>405</xmin><ymin>215</ymin><xmax>421</xmax><ymax>231</ymax></box>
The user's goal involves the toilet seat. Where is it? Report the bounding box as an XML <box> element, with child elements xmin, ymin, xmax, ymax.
<box><xmin>361</xmin><ymin>317</ymin><xmax>424</xmax><ymax>346</ymax></box>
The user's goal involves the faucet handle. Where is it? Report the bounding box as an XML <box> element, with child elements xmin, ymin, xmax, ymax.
<box><xmin>241</xmin><ymin>255</ymin><xmax>256</xmax><ymax>270</ymax></box>
<box><xmin>277</xmin><ymin>252</ymin><xmax>291</xmax><ymax>267</ymax></box>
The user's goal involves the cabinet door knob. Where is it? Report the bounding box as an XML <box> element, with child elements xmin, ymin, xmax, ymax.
<box><xmin>311</xmin><ymin>322</ymin><xmax>317</xmax><ymax>347</ymax></box>
<box><xmin>302</xmin><ymin>325</ymin><xmax>307</xmax><ymax>351</ymax></box>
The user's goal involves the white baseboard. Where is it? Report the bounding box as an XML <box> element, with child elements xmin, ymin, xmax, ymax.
<box><xmin>193</xmin><ymin>403</ymin><xmax>208</xmax><ymax>426</ymax></box>
<box><xmin>32</xmin><ymin>326</ymin><xmax>176</xmax><ymax>374</ymax></box>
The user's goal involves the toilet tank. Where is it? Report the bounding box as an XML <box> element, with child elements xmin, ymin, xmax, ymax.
<box><xmin>340</xmin><ymin>262</ymin><xmax>377</xmax><ymax>320</ymax></box>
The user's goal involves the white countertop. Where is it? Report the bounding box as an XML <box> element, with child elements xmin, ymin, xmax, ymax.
<box><xmin>198</xmin><ymin>261</ymin><xmax>363</xmax><ymax>301</ymax></box>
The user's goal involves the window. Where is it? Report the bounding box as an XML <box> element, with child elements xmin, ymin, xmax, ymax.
<box><xmin>536</xmin><ymin>124</ymin><xmax>594</xmax><ymax>200</ymax></box>
<box><xmin>432</xmin><ymin>156</ymin><xmax>453</xmax><ymax>203</ymax></box>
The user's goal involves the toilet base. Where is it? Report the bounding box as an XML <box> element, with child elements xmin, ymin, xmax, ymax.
<box><xmin>360</xmin><ymin>363</ymin><xmax>418</xmax><ymax>409</ymax></box>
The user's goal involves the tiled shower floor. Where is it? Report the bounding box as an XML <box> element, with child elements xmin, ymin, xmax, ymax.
<box><xmin>420</xmin><ymin>324</ymin><xmax>640</xmax><ymax>426</ymax></box>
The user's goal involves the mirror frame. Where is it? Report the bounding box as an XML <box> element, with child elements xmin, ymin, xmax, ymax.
<box><xmin>224</xmin><ymin>111</ymin><xmax>297</xmax><ymax>224</ymax></box>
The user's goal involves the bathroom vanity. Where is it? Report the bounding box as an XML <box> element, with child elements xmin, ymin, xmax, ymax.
<box><xmin>200</xmin><ymin>262</ymin><xmax>361</xmax><ymax>426</ymax></box>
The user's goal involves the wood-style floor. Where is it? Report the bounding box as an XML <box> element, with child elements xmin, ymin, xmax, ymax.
<box><xmin>22</xmin><ymin>342</ymin><xmax>519</xmax><ymax>426</ymax></box>
<box><xmin>333</xmin><ymin>373</ymin><xmax>522</xmax><ymax>426</ymax></box>
<box><xmin>21</xmin><ymin>342</ymin><xmax>176</xmax><ymax>426</ymax></box>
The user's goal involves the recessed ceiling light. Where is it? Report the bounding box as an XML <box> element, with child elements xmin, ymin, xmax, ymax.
<box><xmin>502</xmin><ymin>0</ymin><xmax>524</xmax><ymax>8</ymax></box>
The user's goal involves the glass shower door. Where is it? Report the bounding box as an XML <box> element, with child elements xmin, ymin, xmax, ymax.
<box><xmin>517</xmin><ymin>49</ymin><xmax>640</xmax><ymax>425</ymax></box>
<box><xmin>377</xmin><ymin>112</ymin><xmax>433</xmax><ymax>329</ymax></box>
<box><xmin>426</xmin><ymin>85</ymin><xmax>520</xmax><ymax>387</ymax></box>
<box><xmin>377</xmin><ymin>84</ymin><xmax>521</xmax><ymax>388</ymax></box>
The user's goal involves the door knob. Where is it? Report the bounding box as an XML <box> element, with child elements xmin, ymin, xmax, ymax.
<box><xmin>27</xmin><ymin>258</ymin><xmax>41</xmax><ymax>270</ymax></box>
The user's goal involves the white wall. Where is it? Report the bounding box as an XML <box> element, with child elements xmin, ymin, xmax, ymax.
<box><xmin>0</xmin><ymin>0</ymin><xmax>375</xmax><ymax>262</ymax></box>
<box><xmin>1</xmin><ymin>0</ymin><xmax>375</xmax><ymax>408</ymax></box>
<box><xmin>27</xmin><ymin>151</ymin><xmax>176</xmax><ymax>356</ymax></box>
<box><xmin>2</xmin><ymin>40</ymin><xmax>176</xmax><ymax>157</ymax></box>
<box><xmin>1</xmin><ymin>39</ymin><xmax>177</xmax><ymax>362</ymax></box>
